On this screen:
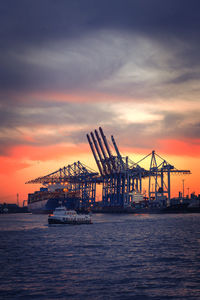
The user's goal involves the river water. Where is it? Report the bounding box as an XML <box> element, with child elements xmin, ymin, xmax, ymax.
<box><xmin>0</xmin><ymin>213</ymin><xmax>200</xmax><ymax>299</ymax></box>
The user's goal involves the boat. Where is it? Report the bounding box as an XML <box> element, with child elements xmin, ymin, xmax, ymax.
<box><xmin>48</xmin><ymin>206</ymin><xmax>92</xmax><ymax>224</ymax></box>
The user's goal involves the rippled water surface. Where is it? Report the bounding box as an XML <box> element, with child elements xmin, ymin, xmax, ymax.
<box><xmin>0</xmin><ymin>213</ymin><xmax>200</xmax><ymax>299</ymax></box>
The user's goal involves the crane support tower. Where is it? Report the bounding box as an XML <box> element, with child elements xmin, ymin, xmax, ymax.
<box><xmin>131</xmin><ymin>150</ymin><xmax>191</xmax><ymax>204</ymax></box>
<box><xmin>87</xmin><ymin>127</ymin><xmax>149</xmax><ymax>208</ymax></box>
<box><xmin>26</xmin><ymin>161</ymin><xmax>99</xmax><ymax>209</ymax></box>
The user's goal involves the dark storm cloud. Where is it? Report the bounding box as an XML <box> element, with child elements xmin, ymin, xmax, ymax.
<box><xmin>0</xmin><ymin>35</ymin><xmax>127</xmax><ymax>94</ymax></box>
<box><xmin>0</xmin><ymin>0</ymin><xmax>200</xmax><ymax>97</ymax></box>
<box><xmin>0</xmin><ymin>101</ymin><xmax>116</xmax><ymax>128</ymax></box>
<box><xmin>167</xmin><ymin>72</ymin><xmax>200</xmax><ymax>85</ymax></box>
<box><xmin>1</xmin><ymin>0</ymin><xmax>200</xmax><ymax>45</ymax></box>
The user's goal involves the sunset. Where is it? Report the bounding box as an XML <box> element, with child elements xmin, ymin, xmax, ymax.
<box><xmin>0</xmin><ymin>1</ymin><xmax>200</xmax><ymax>299</ymax></box>
<box><xmin>0</xmin><ymin>1</ymin><xmax>199</xmax><ymax>205</ymax></box>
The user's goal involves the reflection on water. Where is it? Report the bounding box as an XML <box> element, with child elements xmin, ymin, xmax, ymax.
<box><xmin>0</xmin><ymin>213</ymin><xmax>47</xmax><ymax>231</ymax></box>
<box><xmin>0</xmin><ymin>213</ymin><xmax>200</xmax><ymax>299</ymax></box>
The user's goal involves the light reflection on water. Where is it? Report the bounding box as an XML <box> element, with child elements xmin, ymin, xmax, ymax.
<box><xmin>0</xmin><ymin>213</ymin><xmax>47</xmax><ymax>231</ymax></box>
<box><xmin>0</xmin><ymin>213</ymin><xmax>200</xmax><ymax>299</ymax></box>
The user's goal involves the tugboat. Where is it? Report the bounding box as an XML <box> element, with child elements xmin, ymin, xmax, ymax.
<box><xmin>48</xmin><ymin>206</ymin><xmax>92</xmax><ymax>225</ymax></box>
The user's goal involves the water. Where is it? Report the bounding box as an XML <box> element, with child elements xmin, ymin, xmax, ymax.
<box><xmin>0</xmin><ymin>213</ymin><xmax>200</xmax><ymax>300</ymax></box>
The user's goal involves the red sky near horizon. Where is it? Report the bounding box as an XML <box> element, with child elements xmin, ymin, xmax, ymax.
<box><xmin>0</xmin><ymin>2</ymin><xmax>200</xmax><ymax>204</ymax></box>
<box><xmin>0</xmin><ymin>95</ymin><xmax>199</xmax><ymax>205</ymax></box>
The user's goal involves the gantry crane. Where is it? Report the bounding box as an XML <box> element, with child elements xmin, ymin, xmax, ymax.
<box><xmin>132</xmin><ymin>150</ymin><xmax>191</xmax><ymax>203</ymax></box>
<box><xmin>87</xmin><ymin>127</ymin><xmax>191</xmax><ymax>207</ymax></box>
<box><xmin>87</xmin><ymin>127</ymin><xmax>149</xmax><ymax>207</ymax></box>
<box><xmin>26</xmin><ymin>161</ymin><xmax>99</xmax><ymax>208</ymax></box>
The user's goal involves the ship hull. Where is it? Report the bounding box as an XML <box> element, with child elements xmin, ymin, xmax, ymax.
<box><xmin>28</xmin><ymin>193</ymin><xmax>82</xmax><ymax>214</ymax></box>
<box><xmin>28</xmin><ymin>198</ymin><xmax>62</xmax><ymax>214</ymax></box>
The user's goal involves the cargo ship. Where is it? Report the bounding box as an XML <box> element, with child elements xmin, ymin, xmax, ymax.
<box><xmin>27</xmin><ymin>187</ymin><xmax>81</xmax><ymax>214</ymax></box>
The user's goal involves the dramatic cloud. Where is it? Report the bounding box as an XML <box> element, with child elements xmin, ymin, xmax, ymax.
<box><xmin>0</xmin><ymin>0</ymin><xmax>200</xmax><ymax>201</ymax></box>
<box><xmin>1</xmin><ymin>31</ymin><xmax>200</xmax><ymax>102</ymax></box>
<box><xmin>0</xmin><ymin>101</ymin><xmax>117</xmax><ymax>154</ymax></box>
<box><xmin>0</xmin><ymin>1</ymin><xmax>200</xmax><ymax>101</ymax></box>
<box><xmin>0</xmin><ymin>99</ymin><xmax>199</xmax><ymax>158</ymax></box>
<box><xmin>0</xmin><ymin>101</ymin><xmax>116</xmax><ymax>128</ymax></box>
<box><xmin>1</xmin><ymin>1</ymin><xmax>200</xmax><ymax>45</ymax></box>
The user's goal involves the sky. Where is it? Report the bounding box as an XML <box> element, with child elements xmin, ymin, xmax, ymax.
<box><xmin>0</xmin><ymin>0</ymin><xmax>200</xmax><ymax>204</ymax></box>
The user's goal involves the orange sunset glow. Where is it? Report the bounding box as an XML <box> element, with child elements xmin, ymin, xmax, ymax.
<box><xmin>1</xmin><ymin>3</ymin><xmax>200</xmax><ymax>300</ymax></box>
<box><xmin>1</xmin><ymin>101</ymin><xmax>199</xmax><ymax>205</ymax></box>
<box><xmin>0</xmin><ymin>2</ymin><xmax>200</xmax><ymax>205</ymax></box>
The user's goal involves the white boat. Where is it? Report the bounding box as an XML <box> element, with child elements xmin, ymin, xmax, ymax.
<box><xmin>48</xmin><ymin>206</ymin><xmax>92</xmax><ymax>224</ymax></box>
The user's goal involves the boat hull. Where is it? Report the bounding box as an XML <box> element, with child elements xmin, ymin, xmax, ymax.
<box><xmin>48</xmin><ymin>218</ymin><xmax>92</xmax><ymax>225</ymax></box>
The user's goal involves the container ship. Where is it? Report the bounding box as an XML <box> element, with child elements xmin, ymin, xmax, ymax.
<box><xmin>27</xmin><ymin>187</ymin><xmax>81</xmax><ymax>214</ymax></box>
